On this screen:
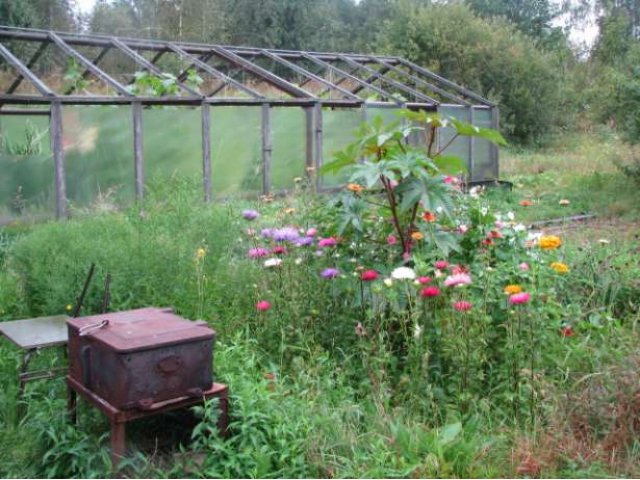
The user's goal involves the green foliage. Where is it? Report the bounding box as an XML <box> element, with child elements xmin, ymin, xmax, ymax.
<box><xmin>63</xmin><ymin>58</ymin><xmax>91</xmax><ymax>93</ymax></box>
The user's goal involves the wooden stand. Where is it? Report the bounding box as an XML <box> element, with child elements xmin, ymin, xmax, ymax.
<box><xmin>66</xmin><ymin>376</ymin><xmax>229</xmax><ymax>471</ymax></box>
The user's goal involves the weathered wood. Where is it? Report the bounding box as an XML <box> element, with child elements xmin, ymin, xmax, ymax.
<box><xmin>132</xmin><ymin>101</ymin><xmax>144</xmax><ymax>200</ymax></box>
<box><xmin>313</xmin><ymin>103</ymin><xmax>323</xmax><ymax>191</ymax></box>
<box><xmin>0</xmin><ymin>43</ymin><xmax>54</xmax><ymax>96</ymax></box>
<box><xmin>0</xmin><ymin>108</ymin><xmax>50</xmax><ymax>116</ymax></box>
<box><xmin>350</xmin><ymin>66</ymin><xmax>391</xmax><ymax>95</ymax></box>
<box><xmin>468</xmin><ymin>107</ymin><xmax>475</xmax><ymax>181</ymax></box>
<box><xmin>259</xmin><ymin>49</ymin><xmax>359</xmax><ymax>101</ymax></box>
<box><xmin>64</xmin><ymin>46</ymin><xmax>111</xmax><ymax>95</ymax></box>
<box><xmin>6</xmin><ymin>42</ymin><xmax>48</xmax><ymax>94</ymax></box>
<box><xmin>398</xmin><ymin>58</ymin><xmax>494</xmax><ymax>106</ymax></box>
<box><xmin>304</xmin><ymin>106</ymin><xmax>314</xmax><ymax>172</ymax></box>
<box><xmin>491</xmin><ymin>106</ymin><xmax>500</xmax><ymax>179</ymax></box>
<box><xmin>48</xmin><ymin>32</ymin><xmax>132</xmax><ymax>96</ymax></box>
<box><xmin>111</xmin><ymin>38</ymin><xmax>202</xmax><ymax>98</ymax></box>
<box><xmin>50</xmin><ymin>102</ymin><xmax>67</xmax><ymax>218</ymax></box>
<box><xmin>209</xmin><ymin>46</ymin><xmax>314</xmax><ymax>99</ymax></box>
<box><xmin>201</xmin><ymin>103</ymin><xmax>212</xmax><ymax>203</ymax></box>
<box><xmin>261</xmin><ymin>103</ymin><xmax>272</xmax><ymax>195</ymax></box>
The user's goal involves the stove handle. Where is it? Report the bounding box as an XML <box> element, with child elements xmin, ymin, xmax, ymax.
<box><xmin>80</xmin><ymin>345</ymin><xmax>92</xmax><ymax>389</ymax></box>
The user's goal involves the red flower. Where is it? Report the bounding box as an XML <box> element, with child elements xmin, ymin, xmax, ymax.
<box><xmin>272</xmin><ymin>246</ymin><xmax>287</xmax><ymax>255</ymax></box>
<box><xmin>256</xmin><ymin>300</ymin><xmax>271</xmax><ymax>311</ymax></box>
<box><xmin>489</xmin><ymin>230</ymin><xmax>503</xmax><ymax>239</ymax></box>
<box><xmin>360</xmin><ymin>270</ymin><xmax>379</xmax><ymax>281</ymax></box>
<box><xmin>453</xmin><ymin>300</ymin><xmax>472</xmax><ymax>312</ymax></box>
<box><xmin>560</xmin><ymin>325</ymin><xmax>575</xmax><ymax>337</ymax></box>
<box><xmin>519</xmin><ymin>199</ymin><xmax>534</xmax><ymax>207</ymax></box>
<box><xmin>422</xmin><ymin>211</ymin><xmax>437</xmax><ymax>222</ymax></box>
<box><xmin>420</xmin><ymin>286</ymin><xmax>440</xmax><ymax>298</ymax></box>
<box><xmin>417</xmin><ymin>276</ymin><xmax>432</xmax><ymax>284</ymax></box>
<box><xmin>451</xmin><ymin>265</ymin><xmax>468</xmax><ymax>275</ymax></box>
<box><xmin>435</xmin><ymin>260</ymin><xmax>449</xmax><ymax>270</ymax></box>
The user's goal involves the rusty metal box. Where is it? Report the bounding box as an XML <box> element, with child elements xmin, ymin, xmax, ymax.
<box><xmin>67</xmin><ymin>307</ymin><xmax>215</xmax><ymax>410</ymax></box>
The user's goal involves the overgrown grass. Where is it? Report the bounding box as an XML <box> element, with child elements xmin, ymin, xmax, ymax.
<box><xmin>1</xmin><ymin>131</ymin><xmax>640</xmax><ymax>478</ymax></box>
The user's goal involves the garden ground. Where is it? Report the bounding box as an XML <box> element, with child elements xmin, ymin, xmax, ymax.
<box><xmin>0</xmin><ymin>126</ymin><xmax>639</xmax><ymax>478</ymax></box>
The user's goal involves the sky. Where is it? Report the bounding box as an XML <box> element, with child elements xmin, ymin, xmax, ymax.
<box><xmin>72</xmin><ymin>0</ymin><xmax>600</xmax><ymax>47</ymax></box>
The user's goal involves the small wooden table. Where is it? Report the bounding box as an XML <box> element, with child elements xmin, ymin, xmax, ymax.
<box><xmin>0</xmin><ymin>315</ymin><xmax>69</xmax><ymax>398</ymax></box>
<box><xmin>67</xmin><ymin>375</ymin><xmax>229</xmax><ymax>470</ymax></box>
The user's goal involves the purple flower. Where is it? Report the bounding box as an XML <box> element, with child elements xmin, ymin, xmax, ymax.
<box><xmin>272</xmin><ymin>227</ymin><xmax>300</xmax><ymax>243</ymax></box>
<box><xmin>261</xmin><ymin>228</ymin><xmax>274</xmax><ymax>238</ymax></box>
<box><xmin>321</xmin><ymin>268</ymin><xmax>340</xmax><ymax>279</ymax></box>
<box><xmin>248</xmin><ymin>247</ymin><xmax>269</xmax><ymax>258</ymax></box>
<box><xmin>242</xmin><ymin>209</ymin><xmax>260</xmax><ymax>220</ymax></box>
<box><xmin>294</xmin><ymin>236</ymin><xmax>314</xmax><ymax>247</ymax></box>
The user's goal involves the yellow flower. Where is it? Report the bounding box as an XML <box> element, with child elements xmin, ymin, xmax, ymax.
<box><xmin>346</xmin><ymin>183</ymin><xmax>365</xmax><ymax>193</ymax></box>
<box><xmin>196</xmin><ymin>247</ymin><xmax>206</xmax><ymax>260</ymax></box>
<box><xmin>550</xmin><ymin>262</ymin><xmax>570</xmax><ymax>274</ymax></box>
<box><xmin>65</xmin><ymin>304</ymin><xmax>73</xmax><ymax>312</ymax></box>
<box><xmin>559</xmin><ymin>199</ymin><xmax>570</xmax><ymax>205</ymax></box>
<box><xmin>284</xmin><ymin>208</ymin><xmax>295</xmax><ymax>214</ymax></box>
<box><xmin>411</xmin><ymin>231</ymin><xmax>424</xmax><ymax>241</ymax></box>
<box><xmin>504</xmin><ymin>284</ymin><xmax>523</xmax><ymax>295</ymax></box>
<box><xmin>538</xmin><ymin>235</ymin><xmax>562</xmax><ymax>250</ymax></box>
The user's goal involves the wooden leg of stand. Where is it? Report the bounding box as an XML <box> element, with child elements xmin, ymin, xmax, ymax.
<box><xmin>110</xmin><ymin>420</ymin><xmax>126</xmax><ymax>474</ymax></box>
<box><xmin>67</xmin><ymin>387</ymin><xmax>77</xmax><ymax>425</ymax></box>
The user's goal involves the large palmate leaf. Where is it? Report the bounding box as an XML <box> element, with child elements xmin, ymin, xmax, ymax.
<box><xmin>433</xmin><ymin>155</ymin><xmax>468</xmax><ymax>175</ymax></box>
<box><xmin>394</xmin><ymin>173</ymin><xmax>455</xmax><ymax>217</ymax></box>
<box><xmin>450</xmin><ymin>118</ymin><xmax>507</xmax><ymax>145</ymax></box>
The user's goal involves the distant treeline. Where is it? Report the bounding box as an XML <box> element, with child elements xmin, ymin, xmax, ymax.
<box><xmin>1</xmin><ymin>0</ymin><xmax>639</xmax><ymax>145</ymax></box>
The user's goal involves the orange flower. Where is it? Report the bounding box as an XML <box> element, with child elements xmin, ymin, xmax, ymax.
<box><xmin>519</xmin><ymin>199</ymin><xmax>534</xmax><ymax>207</ymax></box>
<box><xmin>504</xmin><ymin>284</ymin><xmax>523</xmax><ymax>295</ymax></box>
<box><xmin>347</xmin><ymin>183</ymin><xmax>365</xmax><ymax>193</ymax></box>
<box><xmin>284</xmin><ymin>208</ymin><xmax>295</xmax><ymax>214</ymax></box>
<box><xmin>550</xmin><ymin>262</ymin><xmax>570</xmax><ymax>273</ymax></box>
<box><xmin>411</xmin><ymin>231</ymin><xmax>424</xmax><ymax>241</ymax></box>
<box><xmin>538</xmin><ymin>235</ymin><xmax>562</xmax><ymax>250</ymax></box>
<box><xmin>422</xmin><ymin>211</ymin><xmax>437</xmax><ymax>222</ymax></box>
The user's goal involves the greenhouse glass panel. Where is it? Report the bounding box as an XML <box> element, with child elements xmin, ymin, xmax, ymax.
<box><xmin>321</xmin><ymin>108</ymin><xmax>363</xmax><ymax>188</ymax></box>
<box><xmin>438</xmin><ymin>105</ymin><xmax>470</xmax><ymax>178</ymax></box>
<box><xmin>472</xmin><ymin>108</ymin><xmax>496</xmax><ymax>181</ymax></box>
<box><xmin>271</xmin><ymin>107</ymin><xmax>306</xmax><ymax>191</ymax></box>
<box><xmin>0</xmin><ymin>115</ymin><xmax>53</xmax><ymax>220</ymax></box>
<box><xmin>63</xmin><ymin>106</ymin><xmax>134</xmax><ymax>210</ymax></box>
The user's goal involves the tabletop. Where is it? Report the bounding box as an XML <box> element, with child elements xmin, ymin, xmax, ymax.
<box><xmin>0</xmin><ymin>315</ymin><xmax>70</xmax><ymax>349</ymax></box>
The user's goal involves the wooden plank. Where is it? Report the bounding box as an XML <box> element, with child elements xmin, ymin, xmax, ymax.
<box><xmin>6</xmin><ymin>42</ymin><xmax>48</xmax><ymax>94</ymax></box>
<box><xmin>313</xmin><ymin>103</ymin><xmax>323</xmax><ymax>191</ymax></box>
<box><xmin>0</xmin><ymin>108</ymin><xmax>50</xmax><ymax>116</ymax></box>
<box><xmin>50</xmin><ymin>102</ymin><xmax>67</xmax><ymax>218</ymax></box>
<box><xmin>397</xmin><ymin>58</ymin><xmax>494</xmax><ymax>106</ymax></box>
<box><xmin>259</xmin><ymin>49</ymin><xmax>359</xmax><ymax>101</ymax></box>
<box><xmin>210</xmin><ymin>46</ymin><xmax>315</xmax><ymax>99</ymax></box>
<box><xmin>202</xmin><ymin>103</ymin><xmax>212</xmax><ymax>202</ymax></box>
<box><xmin>304</xmin><ymin>106</ymin><xmax>313</xmax><ymax>172</ymax></box>
<box><xmin>111</xmin><ymin>38</ymin><xmax>202</xmax><ymax>98</ymax></box>
<box><xmin>48</xmin><ymin>32</ymin><xmax>132</xmax><ymax>96</ymax></box>
<box><xmin>166</xmin><ymin>43</ymin><xmax>263</xmax><ymax>99</ymax></box>
<box><xmin>301</xmin><ymin>53</ymin><xmax>402</xmax><ymax>106</ymax></box>
<box><xmin>176</xmin><ymin>51</ymin><xmax>214</xmax><ymax>82</ymax></box>
<box><xmin>368</xmin><ymin>57</ymin><xmax>470</xmax><ymax>106</ymax></box>
<box><xmin>0</xmin><ymin>43</ymin><xmax>54</xmax><ymax>96</ymax></box>
<box><xmin>132</xmin><ymin>101</ymin><xmax>144</xmax><ymax>200</ymax></box>
<box><xmin>63</xmin><ymin>46</ymin><xmax>111</xmax><ymax>95</ymax></box>
<box><xmin>261</xmin><ymin>103</ymin><xmax>272</xmax><ymax>195</ymax></box>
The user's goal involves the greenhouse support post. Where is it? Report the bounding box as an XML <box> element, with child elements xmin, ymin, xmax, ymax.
<box><xmin>202</xmin><ymin>103</ymin><xmax>212</xmax><ymax>203</ymax></box>
<box><xmin>261</xmin><ymin>103</ymin><xmax>272</xmax><ymax>195</ymax></box>
<box><xmin>132</xmin><ymin>101</ymin><xmax>144</xmax><ymax>201</ymax></box>
<box><xmin>50</xmin><ymin>101</ymin><xmax>67</xmax><ymax>219</ymax></box>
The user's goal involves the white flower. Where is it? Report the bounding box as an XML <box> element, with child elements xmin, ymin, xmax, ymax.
<box><xmin>294</xmin><ymin>257</ymin><xmax>303</xmax><ymax>265</ymax></box>
<box><xmin>413</xmin><ymin>323</ymin><xmax>423</xmax><ymax>339</ymax></box>
<box><xmin>480</xmin><ymin>206</ymin><xmax>489</xmax><ymax>216</ymax></box>
<box><xmin>391</xmin><ymin>266</ymin><xmax>416</xmax><ymax>280</ymax></box>
<box><xmin>507</xmin><ymin>211</ymin><xmax>515</xmax><ymax>221</ymax></box>
<box><xmin>383</xmin><ymin>278</ymin><xmax>394</xmax><ymax>287</ymax></box>
<box><xmin>264</xmin><ymin>258</ymin><xmax>283</xmax><ymax>268</ymax></box>
<box><xmin>436</xmin><ymin>206</ymin><xmax>444</xmax><ymax>214</ymax></box>
<box><xmin>598</xmin><ymin>239</ymin><xmax>610</xmax><ymax>245</ymax></box>
<box><xmin>513</xmin><ymin>223</ymin><xmax>526</xmax><ymax>232</ymax></box>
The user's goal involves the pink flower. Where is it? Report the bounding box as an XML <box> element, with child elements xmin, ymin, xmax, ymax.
<box><xmin>453</xmin><ymin>301</ymin><xmax>472</xmax><ymax>312</ymax></box>
<box><xmin>519</xmin><ymin>262</ymin><xmax>530</xmax><ymax>271</ymax></box>
<box><xmin>444</xmin><ymin>273</ymin><xmax>472</xmax><ymax>287</ymax></box>
<box><xmin>560</xmin><ymin>325</ymin><xmax>574</xmax><ymax>337</ymax></box>
<box><xmin>457</xmin><ymin>225</ymin><xmax>468</xmax><ymax>234</ymax></box>
<box><xmin>420</xmin><ymin>286</ymin><xmax>440</xmax><ymax>298</ymax></box>
<box><xmin>509</xmin><ymin>292</ymin><xmax>531</xmax><ymax>305</ymax></box>
<box><xmin>248</xmin><ymin>247</ymin><xmax>269</xmax><ymax>258</ymax></box>
<box><xmin>355</xmin><ymin>322</ymin><xmax>367</xmax><ymax>337</ymax></box>
<box><xmin>387</xmin><ymin>235</ymin><xmax>397</xmax><ymax>245</ymax></box>
<box><xmin>272</xmin><ymin>246</ymin><xmax>287</xmax><ymax>255</ymax></box>
<box><xmin>443</xmin><ymin>175</ymin><xmax>459</xmax><ymax>184</ymax></box>
<box><xmin>435</xmin><ymin>260</ymin><xmax>449</xmax><ymax>270</ymax></box>
<box><xmin>318</xmin><ymin>237</ymin><xmax>337</xmax><ymax>247</ymax></box>
<box><xmin>321</xmin><ymin>268</ymin><xmax>340</xmax><ymax>279</ymax></box>
<box><xmin>306</xmin><ymin>227</ymin><xmax>317</xmax><ymax>237</ymax></box>
<box><xmin>495</xmin><ymin>220</ymin><xmax>506</xmax><ymax>229</ymax></box>
<box><xmin>256</xmin><ymin>300</ymin><xmax>271</xmax><ymax>311</ymax></box>
<box><xmin>417</xmin><ymin>276</ymin><xmax>432</xmax><ymax>284</ymax></box>
<box><xmin>451</xmin><ymin>265</ymin><xmax>468</xmax><ymax>275</ymax></box>
<box><xmin>361</xmin><ymin>270</ymin><xmax>379</xmax><ymax>281</ymax></box>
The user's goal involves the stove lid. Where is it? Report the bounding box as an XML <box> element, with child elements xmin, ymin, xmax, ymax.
<box><xmin>67</xmin><ymin>307</ymin><xmax>215</xmax><ymax>353</ymax></box>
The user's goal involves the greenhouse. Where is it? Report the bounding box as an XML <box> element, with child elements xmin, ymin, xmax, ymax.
<box><xmin>0</xmin><ymin>26</ymin><xmax>498</xmax><ymax>220</ymax></box>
